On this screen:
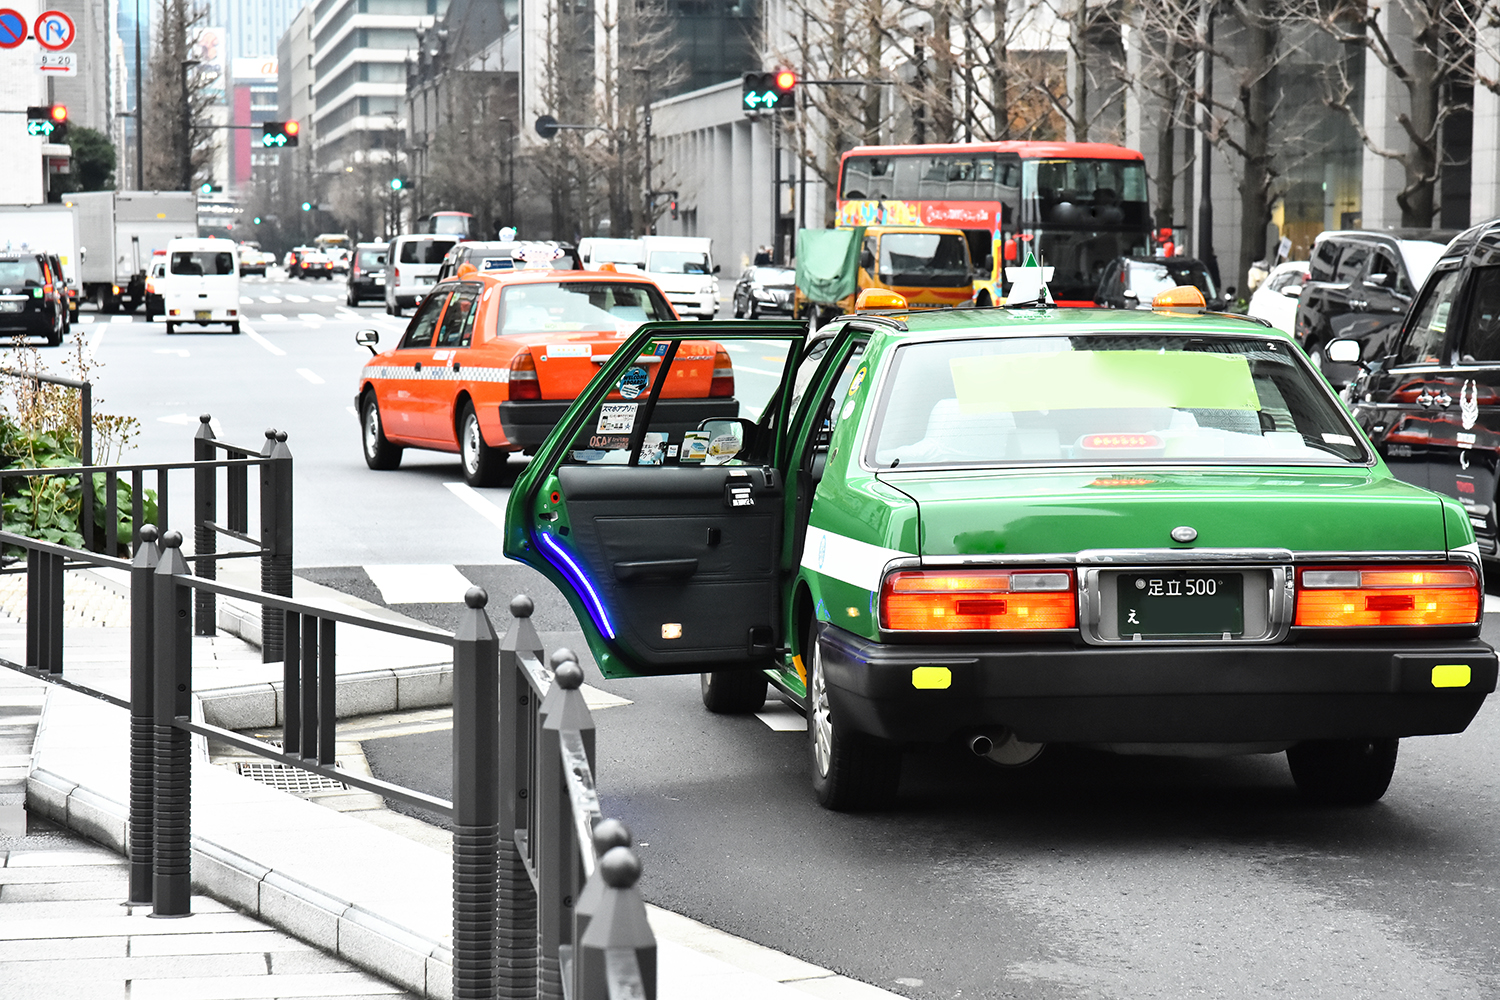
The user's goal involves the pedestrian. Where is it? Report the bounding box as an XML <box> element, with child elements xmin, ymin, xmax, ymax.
<box><xmin>754</xmin><ymin>245</ymin><xmax>773</xmax><ymax>265</ymax></box>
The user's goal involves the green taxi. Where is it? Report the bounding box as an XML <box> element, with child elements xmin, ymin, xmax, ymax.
<box><xmin>502</xmin><ymin>298</ymin><xmax>1496</xmax><ymax>810</ymax></box>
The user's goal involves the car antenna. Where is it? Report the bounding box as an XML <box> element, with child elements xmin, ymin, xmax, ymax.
<box><xmin>1003</xmin><ymin>247</ymin><xmax>1055</xmax><ymax>309</ymax></box>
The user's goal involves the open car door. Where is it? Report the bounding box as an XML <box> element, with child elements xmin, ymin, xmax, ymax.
<box><xmin>505</xmin><ymin>321</ymin><xmax>807</xmax><ymax>678</ymax></box>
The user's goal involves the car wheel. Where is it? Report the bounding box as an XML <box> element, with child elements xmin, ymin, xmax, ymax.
<box><xmin>347</xmin><ymin>288</ymin><xmax>357</xmax><ymax>307</ymax></box>
<box><xmin>700</xmin><ymin>670</ymin><xmax>768</xmax><ymax>714</ymax></box>
<box><xmin>733</xmin><ymin>295</ymin><xmax>744</xmax><ymax>319</ymax></box>
<box><xmin>229</xmin><ymin>322</ymin><xmax>240</xmax><ymax>335</ymax></box>
<box><xmin>459</xmin><ymin>401</ymin><xmax>504</xmax><ymax>486</ymax></box>
<box><xmin>748</xmin><ymin>299</ymin><xmax>760</xmax><ymax>320</ymax></box>
<box><xmin>976</xmin><ymin>291</ymin><xmax>993</xmax><ymax>308</ymax></box>
<box><xmin>164</xmin><ymin>322</ymin><xmax>175</xmax><ymax>335</ymax></box>
<box><xmin>391</xmin><ymin>300</ymin><xmax>404</xmax><ymax>318</ymax></box>
<box><xmin>1287</xmin><ymin>738</ymin><xmax>1398</xmax><ymax>805</ymax></box>
<box><xmin>807</xmin><ymin>620</ymin><xmax>900</xmax><ymax>810</ymax></box>
<box><xmin>1305</xmin><ymin>339</ymin><xmax>1326</xmax><ymax>371</ymax></box>
<box><xmin>361</xmin><ymin>393</ymin><xmax>403</xmax><ymax>470</ymax></box>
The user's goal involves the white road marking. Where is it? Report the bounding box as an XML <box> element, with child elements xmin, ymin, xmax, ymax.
<box><xmin>346</xmin><ymin>405</ymin><xmax>358</xmax><ymax>417</ymax></box>
<box><xmin>77</xmin><ymin>314</ymin><xmax>94</xmax><ymax>324</ymax></box>
<box><xmin>1486</xmin><ymin>594</ymin><xmax>1500</xmax><ymax>614</ymax></box>
<box><xmin>443</xmin><ymin>482</ymin><xmax>506</xmax><ymax>529</ymax></box>
<box><xmin>285</xmin><ymin>294</ymin><xmax>309</xmax><ymax>303</ymax></box>
<box><xmin>296</xmin><ymin>368</ymin><xmax>325</xmax><ymax>385</ymax></box>
<box><xmin>240</xmin><ymin>296</ymin><xmax>254</xmax><ymax>304</ymax></box>
<box><xmin>756</xmin><ymin>702</ymin><xmax>807</xmax><ymax>732</ymax></box>
<box><xmin>153</xmin><ymin>348</ymin><xmax>190</xmax><ymax>357</ymax></box>
<box><xmin>298</xmin><ymin>313</ymin><xmax>325</xmax><ymax>324</ymax></box>
<box><xmin>243</xmin><ymin>325</ymin><xmax>286</xmax><ymax>356</ymax></box>
<box><xmin>86</xmin><ymin>326</ymin><xmax>104</xmax><ymax>362</ymax></box>
<box><xmin>363</xmin><ymin>564</ymin><xmax>475</xmax><ymax>605</ymax></box>
<box><xmin>259</xmin><ymin>313</ymin><xmax>286</xmax><ymax>322</ymax></box>
<box><xmin>259</xmin><ymin>295</ymin><xmax>282</xmax><ymax>304</ymax></box>
<box><xmin>336</xmin><ymin>309</ymin><xmax>364</xmax><ymax>321</ymax></box>
<box><xmin>111</xmin><ymin>314</ymin><xmax>133</xmax><ymax>324</ymax></box>
<box><xmin>312</xmin><ymin>294</ymin><xmax>336</xmax><ymax>302</ymax></box>
<box><xmin>157</xmin><ymin>414</ymin><xmax>192</xmax><ymax>425</ymax></box>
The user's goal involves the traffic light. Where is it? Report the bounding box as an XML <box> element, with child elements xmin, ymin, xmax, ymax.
<box><xmin>389</xmin><ymin>177</ymin><xmax>404</xmax><ymax>192</ymax></box>
<box><xmin>301</xmin><ymin>201</ymin><xmax>312</xmax><ymax>211</ymax></box>
<box><xmin>774</xmin><ymin>70</ymin><xmax>797</xmax><ymax>100</ymax></box>
<box><xmin>25</xmin><ymin>104</ymin><xmax>67</xmax><ymax>141</ymax></box>
<box><xmin>742</xmin><ymin>72</ymin><xmax>783</xmax><ymax>113</ymax></box>
<box><xmin>260</xmin><ymin>120</ymin><xmax>300</xmax><ymax>147</ymax></box>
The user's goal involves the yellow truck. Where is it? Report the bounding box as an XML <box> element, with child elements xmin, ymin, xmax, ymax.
<box><xmin>793</xmin><ymin>225</ymin><xmax>975</xmax><ymax>321</ymax></box>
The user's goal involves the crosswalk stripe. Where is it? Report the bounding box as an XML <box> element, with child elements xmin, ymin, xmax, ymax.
<box><xmin>259</xmin><ymin>295</ymin><xmax>281</xmax><ymax>304</ymax></box>
<box><xmin>296</xmin><ymin>368</ymin><xmax>324</xmax><ymax>384</ymax></box>
<box><xmin>313</xmin><ymin>294</ymin><xmax>336</xmax><ymax>302</ymax></box>
<box><xmin>259</xmin><ymin>313</ymin><xmax>286</xmax><ymax>322</ymax></box>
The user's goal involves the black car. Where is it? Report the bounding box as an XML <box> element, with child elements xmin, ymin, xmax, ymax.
<box><xmin>732</xmin><ymin>265</ymin><xmax>796</xmax><ymax>318</ymax></box>
<box><xmin>1293</xmin><ymin>229</ymin><xmax>1453</xmax><ymax>380</ymax></box>
<box><xmin>1094</xmin><ymin>255</ymin><xmax>1231</xmax><ymax>311</ymax></box>
<box><xmin>1349</xmin><ymin>219</ymin><xmax>1500</xmax><ymax>559</ymax></box>
<box><xmin>0</xmin><ymin>252</ymin><xmax>66</xmax><ymax>345</ymax></box>
<box><xmin>345</xmin><ymin>242</ymin><xmax>387</xmax><ymax>305</ymax></box>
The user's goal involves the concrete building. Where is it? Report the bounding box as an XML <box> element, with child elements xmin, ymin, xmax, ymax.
<box><xmin>205</xmin><ymin>0</ymin><xmax>304</xmax><ymax>62</ymax></box>
<box><xmin>229</xmin><ymin>57</ymin><xmax>281</xmax><ymax>192</ymax></box>
<box><xmin>0</xmin><ymin>0</ymin><xmax>69</xmax><ymax>205</ymax></box>
<box><xmin>51</xmin><ymin>0</ymin><xmax>112</xmax><ymax>135</ymax></box>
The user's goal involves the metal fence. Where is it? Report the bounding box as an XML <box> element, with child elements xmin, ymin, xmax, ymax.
<box><xmin>0</xmin><ymin>523</ymin><xmax>656</xmax><ymax>1000</ymax></box>
<box><xmin>0</xmin><ymin>413</ymin><xmax>294</xmax><ymax>661</ymax></box>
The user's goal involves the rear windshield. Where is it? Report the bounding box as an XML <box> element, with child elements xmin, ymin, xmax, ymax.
<box><xmin>868</xmin><ymin>334</ymin><xmax>1367</xmax><ymax>468</ymax></box>
<box><xmin>495</xmin><ymin>281</ymin><xmax>675</xmax><ymax>335</ymax></box>
<box><xmin>171</xmin><ymin>251</ymin><xmax>235</xmax><ymax>276</ymax></box>
<box><xmin>0</xmin><ymin>257</ymin><xmax>45</xmax><ymax>286</ymax></box>
<box><xmin>647</xmin><ymin>250</ymin><xmax>710</xmax><ymax>274</ymax></box>
<box><xmin>1124</xmin><ymin>259</ymin><xmax>1218</xmax><ymax>301</ymax></box>
<box><xmin>399</xmin><ymin>239</ymin><xmax>457</xmax><ymax>264</ymax></box>
<box><xmin>356</xmin><ymin>249</ymin><xmax>385</xmax><ymax>267</ymax></box>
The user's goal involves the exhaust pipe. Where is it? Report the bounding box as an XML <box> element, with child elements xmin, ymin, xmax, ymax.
<box><xmin>967</xmin><ymin>730</ymin><xmax>1045</xmax><ymax>767</ymax></box>
<box><xmin>968</xmin><ymin>734</ymin><xmax>994</xmax><ymax>756</ymax></box>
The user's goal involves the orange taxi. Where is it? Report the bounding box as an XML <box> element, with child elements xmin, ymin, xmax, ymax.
<box><xmin>354</xmin><ymin>258</ymin><xmax>737</xmax><ymax>485</ymax></box>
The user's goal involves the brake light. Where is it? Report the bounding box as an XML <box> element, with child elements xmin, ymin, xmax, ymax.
<box><xmin>1081</xmin><ymin>434</ymin><xmax>1161</xmax><ymax>450</ymax></box>
<box><xmin>1294</xmin><ymin>565</ymin><xmax>1480</xmax><ymax>627</ymax></box>
<box><xmin>393</xmin><ymin>267</ymin><xmax>401</xmax><ymax>282</ymax></box>
<box><xmin>880</xmin><ymin>570</ymin><xmax>1076</xmax><ymax>631</ymax></box>
<box><xmin>710</xmin><ymin>347</ymin><xmax>734</xmax><ymax>397</ymax></box>
<box><xmin>508</xmin><ymin>351</ymin><xmax>541</xmax><ymax>401</ymax></box>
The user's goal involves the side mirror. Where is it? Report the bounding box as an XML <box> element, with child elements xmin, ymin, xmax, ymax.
<box><xmin>1367</xmin><ymin>272</ymin><xmax>1393</xmax><ymax>288</ymax></box>
<box><xmin>355</xmin><ymin>329</ymin><xmax>380</xmax><ymax>356</ymax></box>
<box><xmin>79</xmin><ymin>246</ymin><xmax>87</xmax><ymax>262</ymax></box>
<box><xmin>1223</xmin><ymin>285</ymin><xmax>1237</xmax><ymax>300</ymax></box>
<box><xmin>713</xmin><ymin>263</ymin><xmax>721</xmax><ymax>274</ymax></box>
<box><xmin>1327</xmin><ymin>339</ymin><xmax>1361</xmax><ymax>364</ymax></box>
<box><xmin>1122</xmin><ymin>289</ymin><xmax>1138</xmax><ymax>300</ymax></box>
<box><xmin>860</xmin><ymin>249</ymin><xmax>875</xmax><ymax>271</ymax></box>
<box><xmin>696</xmin><ymin>417</ymin><xmax>757</xmax><ymax>464</ymax></box>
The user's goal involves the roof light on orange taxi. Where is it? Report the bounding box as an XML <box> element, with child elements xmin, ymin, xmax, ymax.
<box><xmin>598</xmin><ymin>262</ymin><xmax>618</xmax><ymax>272</ymax></box>
<box><xmin>855</xmin><ymin>287</ymin><xmax>907</xmax><ymax>311</ymax></box>
<box><xmin>457</xmin><ymin>262</ymin><xmax>478</xmax><ymax>277</ymax></box>
<box><xmin>1151</xmin><ymin>285</ymin><xmax>1206</xmax><ymax>310</ymax></box>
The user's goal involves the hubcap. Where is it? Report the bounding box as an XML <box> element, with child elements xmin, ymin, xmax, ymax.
<box><xmin>463</xmin><ymin>415</ymin><xmax>480</xmax><ymax>474</ymax></box>
<box><xmin>363</xmin><ymin>404</ymin><xmax>379</xmax><ymax>456</ymax></box>
<box><xmin>810</xmin><ymin>638</ymin><xmax>833</xmax><ymax>778</ymax></box>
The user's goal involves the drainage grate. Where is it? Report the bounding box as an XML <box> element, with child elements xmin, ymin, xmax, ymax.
<box><xmin>234</xmin><ymin>761</ymin><xmax>348</xmax><ymax>792</ymax></box>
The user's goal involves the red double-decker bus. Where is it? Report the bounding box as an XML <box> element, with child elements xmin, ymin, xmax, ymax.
<box><xmin>836</xmin><ymin>141</ymin><xmax>1153</xmax><ymax>306</ymax></box>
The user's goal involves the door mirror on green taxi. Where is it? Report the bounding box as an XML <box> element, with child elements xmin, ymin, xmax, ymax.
<box><xmin>1327</xmin><ymin>339</ymin><xmax>1361</xmax><ymax>364</ymax></box>
<box><xmin>696</xmin><ymin>417</ymin><xmax>758</xmax><ymax>464</ymax></box>
<box><xmin>355</xmin><ymin>329</ymin><xmax>380</xmax><ymax>355</ymax></box>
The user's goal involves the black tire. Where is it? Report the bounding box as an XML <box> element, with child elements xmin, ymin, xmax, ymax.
<box><xmin>164</xmin><ymin>322</ymin><xmax>175</xmax><ymax>335</ymax></box>
<box><xmin>361</xmin><ymin>393</ymin><xmax>403</xmax><ymax>470</ymax></box>
<box><xmin>976</xmin><ymin>291</ymin><xmax>993</xmax><ymax>308</ymax></box>
<box><xmin>347</xmin><ymin>287</ymin><xmax>357</xmax><ymax>307</ymax></box>
<box><xmin>748</xmin><ymin>298</ymin><xmax>760</xmax><ymax>319</ymax></box>
<box><xmin>1287</xmin><ymin>738</ymin><xmax>1398</xmax><ymax>805</ymax></box>
<box><xmin>806</xmin><ymin>620</ymin><xmax>900</xmax><ymax>810</ymax></box>
<box><xmin>459</xmin><ymin>401</ymin><xmax>504</xmax><ymax>486</ymax></box>
<box><xmin>391</xmin><ymin>299</ymin><xmax>404</xmax><ymax>317</ymax></box>
<box><xmin>733</xmin><ymin>295</ymin><xmax>744</xmax><ymax>319</ymax></box>
<box><xmin>229</xmin><ymin>321</ymin><xmax>240</xmax><ymax>335</ymax></box>
<box><xmin>700</xmin><ymin>670</ymin><xmax>768</xmax><ymax>714</ymax></box>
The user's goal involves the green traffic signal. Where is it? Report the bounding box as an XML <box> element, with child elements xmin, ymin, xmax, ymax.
<box><xmin>301</xmin><ymin>202</ymin><xmax>311</xmax><ymax>211</ymax></box>
<box><xmin>389</xmin><ymin>177</ymin><xmax>403</xmax><ymax>191</ymax></box>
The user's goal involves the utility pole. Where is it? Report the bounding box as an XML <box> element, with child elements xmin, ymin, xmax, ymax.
<box><xmin>134</xmin><ymin>0</ymin><xmax>143</xmax><ymax>189</ymax></box>
<box><xmin>1193</xmin><ymin>0</ymin><xmax>1217</xmax><ymax>283</ymax></box>
<box><xmin>179</xmin><ymin>60</ymin><xmax>200</xmax><ymax>189</ymax></box>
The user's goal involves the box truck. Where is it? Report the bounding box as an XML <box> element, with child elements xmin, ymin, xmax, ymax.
<box><xmin>69</xmin><ymin>191</ymin><xmax>197</xmax><ymax>312</ymax></box>
<box><xmin>0</xmin><ymin>204</ymin><xmax>81</xmax><ymax>320</ymax></box>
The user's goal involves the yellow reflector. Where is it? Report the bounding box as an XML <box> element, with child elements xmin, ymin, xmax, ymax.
<box><xmin>1432</xmin><ymin>664</ymin><xmax>1471</xmax><ymax>688</ymax></box>
<box><xmin>1151</xmin><ymin>285</ymin><xmax>1206</xmax><ymax>310</ymax></box>
<box><xmin>855</xmin><ymin>287</ymin><xmax>908</xmax><ymax>311</ymax></box>
<box><xmin>911</xmin><ymin>667</ymin><xmax>952</xmax><ymax>690</ymax></box>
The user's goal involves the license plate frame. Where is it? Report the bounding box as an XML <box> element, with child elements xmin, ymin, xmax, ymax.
<box><xmin>1115</xmin><ymin>570</ymin><xmax>1245</xmax><ymax>640</ymax></box>
<box><xmin>195</xmin><ymin>310</ymin><xmax>211</xmax><ymax>321</ymax></box>
<box><xmin>0</xmin><ymin>301</ymin><xmax>23</xmax><ymax>313</ymax></box>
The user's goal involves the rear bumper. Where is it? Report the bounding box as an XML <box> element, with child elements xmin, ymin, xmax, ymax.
<box><xmin>664</xmin><ymin>292</ymin><xmax>718</xmax><ymax>318</ymax></box>
<box><xmin>498</xmin><ymin>397</ymin><xmax>740</xmax><ymax>450</ymax></box>
<box><xmin>815</xmin><ymin>623</ymin><xmax>1497</xmax><ymax>745</ymax></box>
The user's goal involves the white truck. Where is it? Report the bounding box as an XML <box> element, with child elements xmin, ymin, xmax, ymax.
<box><xmin>69</xmin><ymin>191</ymin><xmax>198</xmax><ymax>313</ymax></box>
<box><xmin>0</xmin><ymin>204</ymin><xmax>81</xmax><ymax>320</ymax></box>
<box><xmin>639</xmin><ymin>235</ymin><xmax>720</xmax><ymax>319</ymax></box>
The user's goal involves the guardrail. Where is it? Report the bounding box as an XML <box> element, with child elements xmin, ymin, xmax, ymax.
<box><xmin>0</xmin><ymin>522</ymin><xmax>656</xmax><ymax>1000</ymax></box>
<box><xmin>0</xmin><ymin>414</ymin><xmax>294</xmax><ymax>661</ymax></box>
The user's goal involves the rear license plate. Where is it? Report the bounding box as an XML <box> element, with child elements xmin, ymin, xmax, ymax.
<box><xmin>195</xmin><ymin>310</ymin><xmax>211</xmax><ymax>321</ymax></box>
<box><xmin>1116</xmin><ymin>571</ymin><xmax>1244</xmax><ymax>639</ymax></box>
<box><xmin>374</xmin><ymin>276</ymin><xmax>385</xmax><ymax>285</ymax></box>
<box><xmin>0</xmin><ymin>301</ymin><xmax>22</xmax><ymax>313</ymax></box>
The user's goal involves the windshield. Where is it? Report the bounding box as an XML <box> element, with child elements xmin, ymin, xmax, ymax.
<box><xmin>868</xmin><ymin>334</ymin><xmax>1367</xmax><ymax>468</ymax></box>
<box><xmin>0</xmin><ymin>257</ymin><xmax>44</xmax><ymax>286</ymax></box>
<box><xmin>495</xmin><ymin>281</ymin><xmax>675</xmax><ymax>335</ymax></box>
<box><xmin>878</xmin><ymin>232</ymin><xmax>971</xmax><ymax>287</ymax></box>
<box><xmin>1124</xmin><ymin>260</ymin><xmax>1218</xmax><ymax>301</ymax></box>
<box><xmin>648</xmin><ymin>251</ymin><xmax>710</xmax><ymax>274</ymax></box>
<box><xmin>170</xmin><ymin>251</ymin><xmax>235</xmax><ymax>276</ymax></box>
<box><xmin>400</xmin><ymin>239</ymin><xmax>457</xmax><ymax>264</ymax></box>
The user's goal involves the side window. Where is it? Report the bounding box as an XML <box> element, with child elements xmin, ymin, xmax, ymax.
<box><xmin>435</xmin><ymin>283</ymin><xmax>480</xmax><ymax>347</ymax></box>
<box><xmin>1310</xmin><ymin>240</ymin><xmax>1341</xmax><ymax>281</ymax></box>
<box><xmin>1366</xmin><ymin>249</ymin><xmax>1399</xmax><ymax>288</ymax></box>
<box><xmin>1458</xmin><ymin>267</ymin><xmax>1500</xmax><ymax>364</ymax></box>
<box><xmin>1334</xmin><ymin>244</ymin><xmax>1369</xmax><ymax>282</ymax></box>
<box><xmin>1398</xmin><ymin>268</ymin><xmax>1462</xmax><ymax>366</ymax></box>
<box><xmin>399</xmin><ymin>290</ymin><xmax>449</xmax><ymax>349</ymax></box>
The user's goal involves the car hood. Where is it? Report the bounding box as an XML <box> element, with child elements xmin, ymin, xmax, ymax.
<box><xmin>877</xmin><ymin>467</ymin><xmax>1452</xmax><ymax>557</ymax></box>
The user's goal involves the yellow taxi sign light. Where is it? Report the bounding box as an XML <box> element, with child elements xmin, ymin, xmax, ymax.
<box><xmin>1432</xmin><ymin>664</ymin><xmax>1471</xmax><ymax>688</ymax></box>
<box><xmin>855</xmin><ymin>287</ymin><xmax>908</xmax><ymax>311</ymax></box>
<box><xmin>1151</xmin><ymin>285</ymin><xmax>1207</xmax><ymax>310</ymax></box>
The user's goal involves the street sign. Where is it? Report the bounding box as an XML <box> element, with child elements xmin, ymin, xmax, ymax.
<box><xmin>34</xmin><ymin>9</ymin><xmax>75</xmax><ymax>51</ymax></box>
<box><xmin>535</xmin><ymin>115</ymin><xmax>559</xmax><ymax>139</ymax></box>
<box><xmin>0</xmin><ymin>9</ymin><xmax>26</xmax><ymax>49</ymax></box>
<box><xmin>35</xmin><ymin>50</ymin><xmax>75</xmax><ymax>76</ymax></box>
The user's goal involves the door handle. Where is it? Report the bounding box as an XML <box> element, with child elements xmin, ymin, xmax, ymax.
<box><xmin>413</xmin><ymin>361</ymin><xmax>422</xmax><ymax>371</ymax></box>
<box><xmin>614</xmin><ymin>558</ymin><xmax>698</xmax><ymax>582</ymax></box>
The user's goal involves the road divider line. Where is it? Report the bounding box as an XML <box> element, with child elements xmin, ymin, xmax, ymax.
<box><xmin>243</xmin><ymin>325</ymin><xmax>286</xmax><ymax>356</ymax></box>
<box><xmin>443</xmin><ymin>482</ymin><xmax>506</xmax><ymax>529</ymax></box>
<box><xmin>363</xmin><ymin>564</ymin><xmax>475</xmax><ymax>604</ymax></box>
<box><xmin>87</xmin><ymin>325</ymin><xmax>104</xmax><ymax>362</ymax></box>
<box><xmin>296</xmin><ymin>368</ymin><xmax>325</xmax><ymax>385</ymax></box>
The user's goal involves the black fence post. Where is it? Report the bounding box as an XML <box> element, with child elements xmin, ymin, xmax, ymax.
<box><xmin>578</xmin><ymin>847</ymin><xmax>656</xmax><ymax>1000</ymax></box>
<box><xmin>499</xmin><ymin>596</ymin><xmax>543</xmax><ymax>998</ymax></box>
<box><xmin>127</xmin><ymin>525</ymin><xmax>160</xmax><ymax>906</ymax></box>
<box><xmin>151</xmin><ymin>529</ymin><xmax>193</xmax><ymax>917</ymax></box>
<box><xmin>571</xmin><ymin>819</ymin><xmax>632</xmax><ymax>998</ymax></box>
<box><xmin>80</xmin><ymin>379</ymin><xmax>94</xmax><ymax>552</ymax></box>
<box><xmin>27</xmin><ymin>548</ymin><xmax>65</xmax><ymax>675</ymax></box>
<box><xmin>259</xmin><ymin>430</ymin><xmax>293</xmax><ymax>664</ymax></box>
<box><xmin>537</xmin><ymin>657</ymin><xmax>595</xmax><ymax>1000</ymax></box>
<box><xmin>452</xmin><ymin>586</ymin><xmax>500</xmax><ymax>1000</ymax></box>
<box><xmin>193</xmin><ymin>415</ymin><xmax>217</xmax><ymax>637</ymax></box>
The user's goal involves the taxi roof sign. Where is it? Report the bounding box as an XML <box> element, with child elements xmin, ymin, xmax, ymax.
<box><xmin>1151</xmin><ymin>285</ymin><xmax>1207</xmax><ymax>310</ymax></box>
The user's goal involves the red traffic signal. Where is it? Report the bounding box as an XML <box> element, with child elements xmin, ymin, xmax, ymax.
<box><xmin>285</xmin><ymin>119</ymin><xmax>299</xmax><ymax>137</ymax></box>
<box><xmin>49</xmin><ymin>104</ymin><xmax>67</xmax><ymax>123</ymax></box>
<box><xmin>25</xmin><ymin>104</ymin><xmax>67</xmax><ymax>139</ymax></box>
<box><xmin>774</xmin><ymin>70</ymin><xmax>797</xmax><ymax>93</ymax></box>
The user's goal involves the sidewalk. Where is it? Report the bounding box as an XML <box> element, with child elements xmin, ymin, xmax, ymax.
<box><xmin>0</xmin><ymin>564</ymin><xmax>901</xmax><ymax>1000</ymax></box>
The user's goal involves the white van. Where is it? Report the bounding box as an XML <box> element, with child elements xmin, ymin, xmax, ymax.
<box><xmin>385</xmin><ymin>234</ymin><xmax>458</xmax><ymax>316</ymax></box>
<box><xmin>578</xmin><ymin>237</ymin><xmax>644</xmax><ymax>272</ymax></box>
<box><xmin>640</xmin><ymin>235</ymin><xmax>719</xmax><ymax>319</ymax></box>
<box><xmin>160</xmin><ymin>237</ymin><xmax>240</xmax><ymax>335</ymax></box>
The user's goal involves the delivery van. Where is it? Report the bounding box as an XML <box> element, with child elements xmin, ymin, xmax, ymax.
<box><xmin>640</xmin><ymin>235</ymin><xmax>719</xmax><ymax>319</ymax></box>
<box><xmin>160</xmin><ymin>237</ymin><xmax>240</xmax><ymax>334</ymax></box>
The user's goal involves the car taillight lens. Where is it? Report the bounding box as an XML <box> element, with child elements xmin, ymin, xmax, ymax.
<box><xmin>710</xmin><ymin>348</ymin><xmax>734</xmax><ymax>397</ymax></box>
<box><xmin>1294</xmin><ymin>565</ymin><xmax>1480</xmax><ymax>627</ymax></box>
<box><xmin>508</xmin><ymin>351</ymin><xmax>540</xmax><ymax>401</ymax></box>
<box><xmin>393</xmin><ymin>267</ymin><xmax>401</xmax><ymax>281</ymax></box>
<box><xmin>880</xmin><ymin>570</ymin><xmax>1076</xmax><ymax>631</ymax></box>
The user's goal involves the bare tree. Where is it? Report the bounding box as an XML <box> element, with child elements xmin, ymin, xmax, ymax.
<box><xmin>422</xmin><ymin>73</ymin><xmax>516</xmax><ymax>238</ymax></box>
<box><xmin>142</xmin><ymin>0</ymin><xmax>217</xmax><ymax>190</ymax></box>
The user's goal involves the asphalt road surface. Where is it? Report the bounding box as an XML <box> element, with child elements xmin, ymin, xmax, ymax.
<box><xmin>47</xmin><ymin>273</ymin><xmax>1500</xmax><ymax>999</ymax></box>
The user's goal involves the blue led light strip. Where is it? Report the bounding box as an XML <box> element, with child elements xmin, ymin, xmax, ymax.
<box><xmin>537</xmin><ymin>531</ymin><xmax>617</xmax><ymax>639</ymax></box>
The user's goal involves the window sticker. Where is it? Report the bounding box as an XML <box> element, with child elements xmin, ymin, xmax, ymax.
<box><xmin>1321</xmin><ymin>432</ymin><xmax>1355</xmax><ymax>446</ymax></box>
<box><xmin>847</xmin><ymin>365</ymin><xmax>867</xmax><ymax>397</ymax></box>
<box><xmin>547</xmin><ymin>343</ymin><xmax>590</xmax><ymax>359</ymax></box>
<box><xmin>639</xmin><ymin>432</ymin><xmax>668</xmax><ymax>466</ymax></box>
<box><xmin>597</xmin><ymin>402</ymin><xmax>638</xmax><ymax>434</ymax></box>
<box><xmin>706</xmin><ymin>434</ymin><xmax>742</xmax><ymax>465</ymax></box>
<box><xmin>618</xmin><ymin>366</ymin><xmax>651</xmax><ymax>399</ymax></box>
<box><xmin>680</xmin><ymin>430</ymin><xmax>710</xmax><ymax>463</ymax></box>
<box><xmin>952</xmin><ymin>350</ymin><xmax>1260</xmax><ymax>413</ymax></box>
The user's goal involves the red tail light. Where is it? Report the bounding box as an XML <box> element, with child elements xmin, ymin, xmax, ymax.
<box><xmin>508</xmin><ymin>351</ymin><xmax>541</xmax><ymax>401</ymax></box>
<box><xmin>1294</xmin><ymin>565</ymin><xmax>1480</xmax><ymax>627</ymax></box>
<box><xmin>709</xmin><ymin>347</ymin><xmax>734</xmax><ymax>397</ymax></box>
<box><xmin>880</xmin><ymin>569</ymin><xmax>1076</xmax><ymax>631</ymax></box>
